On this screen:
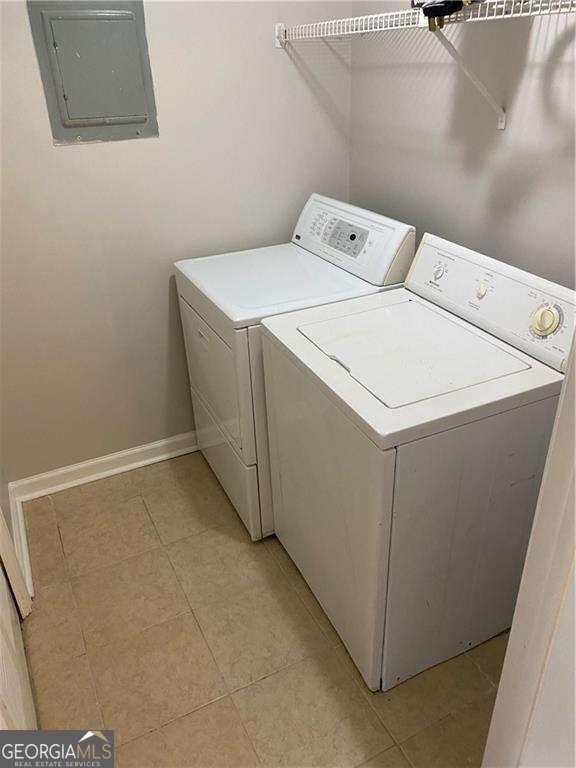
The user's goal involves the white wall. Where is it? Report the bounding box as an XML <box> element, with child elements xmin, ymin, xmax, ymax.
<box><xmin>0</xmin><ymin>1</ymin><xmax>351</xmax><ymax>481</ymax></box>
<box><xmin>3</xmin><ymin>0</ymin><xmax>573</xmax><ymax>482</ymax></box>
<box><xmin>350</xmin><ymin>2</ymin><xmax>575</xmax><ymax>288</ymax></box>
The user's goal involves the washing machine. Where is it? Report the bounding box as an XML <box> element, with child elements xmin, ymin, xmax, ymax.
<box><xmin>174</xmin><ymin>194</ymin><xmax>415</xmax><ymax>540</ymax></box>
<box><xmin>261</xmin><ymin>232</ymin><xmax>575</xmax><ymax>691</ymax></box>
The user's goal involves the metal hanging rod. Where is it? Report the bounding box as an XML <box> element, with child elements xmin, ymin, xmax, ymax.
<box><xmin>274</xmin><ymin>0</ymin><xmax>576</xmax><ymax>131</ymax></box>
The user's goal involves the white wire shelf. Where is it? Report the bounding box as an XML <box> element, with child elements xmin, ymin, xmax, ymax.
<box><xmin>445</xmin><ymin>0</ymin><xmax>576</xmax><ymax>23</ymax></box>
<box><xmin>283</xmin><ymin>9</ymin><xmax>423</xmax><ymax>42</ymax></box>
<box><xmin>278</xmin><ymin>0</ymin><xmax>576</xmax><ymax>43</ymax></box>
<box><xmin>275</xmin><ymin>0</ymin><xmax>576</xmax><ymax>130</ymax></box>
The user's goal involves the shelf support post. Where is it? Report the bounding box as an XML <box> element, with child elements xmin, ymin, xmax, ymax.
<box><xmin>433</xmin><ymin>30</ymin><xmax>506</xmax><ymax>130</ymax></box>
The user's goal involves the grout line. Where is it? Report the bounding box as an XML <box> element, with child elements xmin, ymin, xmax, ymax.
<box><xmin>63</xmin><ymin>541</ymin><xmax>164</xmax><ymax>582</ymax></box>
<box><xmin>227</xmin><ymin>696</ymin><xmax>265</xmax><ymax>766</ymax></box>
<box><xmin>83</xmin><ymin>650</ymin><xmax>107</xmax><ymax>730</ymax></box>
<box><xmin>263</xmin><ymin>537</ymin><xmax>399</xmax><ymax>750</ymax></box>
<box><xmin>264</xmin><ymin>540</ymin><xmax>334</xmax><ymax>638</ymax></box>
<box><xmin>55</xmin><ymin>522</ymin><xmax>69</xmax><ymax>568</ymax></box>
<box><xmin>350</xmin><ymin>744</ymin><xmax>411</xmax><ymax>768</ymax></box>
<box><xmin>280</xmin><ymin>543</ymin><xmax>502</xmax><ymax>753</ymax></box>
<box><xmin>155</xmin><ymin>538</ymin><xmax>270</xmax><ymax>760</ymax></box>
<box><xmin>114</xmin><ymin>689</ymin><xmax>230</xmax><ymax>750</ymax></box>
<box><xmin>121</xmin><ymin>697</ymin><xmax>227</xmax><ymax>749</ymax></box>
<box><xmin>24</xmin><ymin>462</ymin><xmax>505</xmax><ymax>765</ymax></box>
<box><xmin>162</xmin><ymin>536</ymin><xmax>230</xmax><ymax>692</ymax></box>
<box><xmin>114</xmin><ymin>723</ymin><xmax>164</xmax><ymax>751</ymax></box>
<box><xmin>83</xmin><ymin>608</ymin><xmax>193</xmax><ymax>658</ymax></box>
<box><xmin>23</xmin><ymin>458</ymin><xmax>224</xmax><ymax>737</ymax></box>
<box><xmin>163</xmin><ymin>532</ymin><xmax>346</xmax><ymax>695</ymax></box>
<box><xmin>468</xmin><ymin>653</ymin><xmax>499</xmax><ymax>689</ymax></box>
<box><xmin>80</xmin><ymin>605</ymin><xmax>230</xmax><ymax>746</ymax></box>
<box><xmin>142</xmin><ymin>535</ymin><xmax>266</xmax><ymax>761</ymax></box>
<box><xmin>397</xmin><ymin>740</ymin><xmax>418</xmax><ymax>767</ymax></box>
<box><xmin>139</xmin><ymin>494</ymin><xmax>167</xmax><ymax>544</ymax></box>
<box><xmin>65</xmin><ymin>571</ymin><xmax>90</xmax><ymax>661</ymax></box>
<box><xmin>169</xmin><ymin>534</ymin><xmax>347</xmax><ymax>693</ymax></box>
<box><xmin>264</xmin><ymin>538</ymin><xmax>495</xmax><ymax>759</ymax></box>
<box><xmin>141</xmin><ymin>492</ymin><xmax>236</xmax><ymax>549</ymax></box>
<box><xmin>229</xmin><ymin>652</ymin><xmax>318</xmax><ymax>697</ymax></box>
<box><xmin>52</xmin><ymin>492</ymin><xmax>148</xmax><ymax>523</ymax></box>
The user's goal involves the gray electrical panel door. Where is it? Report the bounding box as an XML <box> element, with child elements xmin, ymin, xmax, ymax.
<box><xmin>28</xmin><ymin>1</ymin><xmax>158</xmax><ymax>143</ymax></box>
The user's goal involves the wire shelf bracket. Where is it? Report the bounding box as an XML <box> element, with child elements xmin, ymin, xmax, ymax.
<box><xmin>275</xmin><ymin>0</ymin><xmax>576</xmax><ymax>129</ymax></box>
<box><xmin>275</xmin><ymin>23</ymin><xmax>287</xmax><ymax>49</ymax></box>
<box><xmin>433</xmin><ymin>29</ymin><xmax>507</xmax><ymax>129</ymax></box>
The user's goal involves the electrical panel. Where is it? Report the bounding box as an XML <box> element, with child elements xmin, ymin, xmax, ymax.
<box><xmin>27</xmin><ymin>1</ymin><xmax>158</xmax><ymax>143</ymax></box>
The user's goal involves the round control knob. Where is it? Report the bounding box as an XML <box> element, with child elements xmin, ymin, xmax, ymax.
<box><xmin>530</xmin><ymin>306</ymin><xmax>560</xmax><ymax>337</ymax></box>
<box><xmin>476</xmin><ymin>282</ymin><xmax>489</xmax><ymax>300</ymax></box>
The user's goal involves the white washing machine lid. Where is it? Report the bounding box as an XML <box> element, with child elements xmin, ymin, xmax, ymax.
<box><xmin>262</xmin><ymin>289</ymin><xmax>564</xmax><ymax>450</ymax></box>
<box><xmin>299</xmin><ymin>299</ymin><xmax>530</xmax><ymax>408</ymax></box>
<box><xmin>175</xmin><ymin>243</ymin><xmax>380</xmax><ymax>328</ymax></box>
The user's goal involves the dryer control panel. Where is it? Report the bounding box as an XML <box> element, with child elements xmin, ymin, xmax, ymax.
<box><xmin>406</xmin><ymin>233</ymin><xmax>575</xmax><ymax>372</ymax></box>
<box><xmin>292</xmin><ymin>194</ymin><xmax>415</xmax><ymax>286</ymax></box>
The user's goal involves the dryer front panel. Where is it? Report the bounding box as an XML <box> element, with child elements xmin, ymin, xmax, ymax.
<box><xmin>191</xmin><ymin>389</ymin><xmax>261</xmax><ymax>541</ymax></box>
<box><xmin>179</xmin><ymin>297</ymin><xmax>256</xmax><ymax>464</ymax></box>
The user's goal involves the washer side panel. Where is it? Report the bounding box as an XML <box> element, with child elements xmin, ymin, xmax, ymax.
<box><xmin>263</xmin><ymin>334</ymin><xmax>394</xmax><ymax>689</ymax></box>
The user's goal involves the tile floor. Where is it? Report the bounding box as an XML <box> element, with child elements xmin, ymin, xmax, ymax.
<box><xmin>22</xmin><ymin>453</ymin><xmax>509</xmax><ymax>768</ymax></box>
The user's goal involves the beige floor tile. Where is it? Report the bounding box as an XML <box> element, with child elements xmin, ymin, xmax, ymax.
<box><xmin>167</xmin><ymin>452</ymin><xmax>211</xmax><ymax>476</ymax></box>
<box><xmin>32</xmin><ymin>654</ymin><xmax>102</xmax><ymax>730</ymax></box>
<box><xmin>332</xmin><ymin>643</ymin><xmax>377</xmax><ymax>697</ymax></box>
<box><xmin>58</xmin><ymin>495</ymin><xmax>160</xmax><ymax>576</ymax></box>
<box><xmin>50</xmin><ymin>456</ymin><xmax>206</xmax><ymax>517</ymax></box>
<box><xmin>469</xmin><ymin>633</ymin><xmax>509</xmax><ymax>685</ymax></box>
<box><xmin>51</xmin><ymin>484</ymin><xmax>90</xmax><ymax>514</ymax></box>
<box><xmin>72</xmin><ymin>548</ymin><xmax>189</xmax><ymax>650</ymax></box>
<box><xmin>264</xmin><ymin>537</ymin><xmax>303</xmax><ymax>582</ymax></box>
<box><xmin>402</xmin><ymin>692</ymin><xmax>497</xmax><ymax>768</ymax></box>
<box><xmin>143</xmin><ymin>476</ymin><xmax>237</xmax><ymax>544</ymax></box>
<box><xmin>195</xmin><ymin>576</ymin><xmax>331</xmax><ymax>691</ymax></box>
<box><xmin>233</xmin><ymin>654</ymin><xmax>393</xmax><ymax>768</ymax></box>
<box><xmin>87</xmin><ymin>470</ymin><xmax>145</xmax><ymax>499</ymax></box>
<box><xmin>356</xmin><ymin>746</ymin><xmax>412</xmax><ymax>768</ymax></box>
<box><xmin>135</xmin><ymin>453</ymin><xmax>214</xmax><ymax>492</ymax></box>
<box><xmin>167</xmin><ymin>521</ymin><xmax>277</xmax><ymax>608</ymax></box>
<box><xmin>265</xmin><ymin>538</ymin><xmax>345</xmax><ymax>648</ymax></box>
<box><xmin>161</xmin><ymin>698</ymin><xmax>260</xmax><ymax>767</ymax></box>
<box><xmin>116</xmin><ymin>698</ymin><xmax>261</xmax><ymax>768</ymax></box>
<box><xmin>28</xmin><ymin>534</ymin><xmax>68</xmax><ymax>589</ymax></box>
<box><xmin>292</xmin><ymin>580</ymin><xmax>345</xmax><ymax>647</ymax></box>
<box><xmin>24</xmin><ymin>496</ymin><xmax>68</xmax><ymax>588</ymax></box>
<box><xmin>23</xmin><ymin>495</ymin><xmax>56</xmax><ymax>528</ymax></box>
<box><xmin>168</xmin><ymin>452</ymin><xmax>224</xmax><ymax>480</ymax></box>
<box><xmin>367</xmin><ymin>654</ymin><xmax>494</xmax><ymax>743</ymax></box>
<box><xmin>51</xmin><ymin>473</ymin><xmax>141</xmax><ymax>514</ymax></box>
<box><xmin>116</xmin><ymin>729</ymin><xmax>167</xmax><ymax>768</ymax></box>
<box><xmin>23</xmin><ymin>582</ymin><xmax>85</xmax><ymax>674</ymax></box>
<box><xmin>89</xmin><ymin>613</ymin><xmax>226</xmax><ymax>745</ymax></box>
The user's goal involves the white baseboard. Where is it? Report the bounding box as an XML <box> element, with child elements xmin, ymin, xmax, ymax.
<box><xmin>8</xmin><ymin>430</ymin><xmax>198</xmax><ymax>597</ymax></box>
<box><xmin>9</xmin><ymin>489</ymin><xmax>34</xmax><ymax>598</ymax></box>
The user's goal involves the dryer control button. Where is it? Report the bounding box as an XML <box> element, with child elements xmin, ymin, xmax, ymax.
<box><xmin>530</xmin><ymin>306</ymin><xmax>560</xmax><ymax>337</ymax></box>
